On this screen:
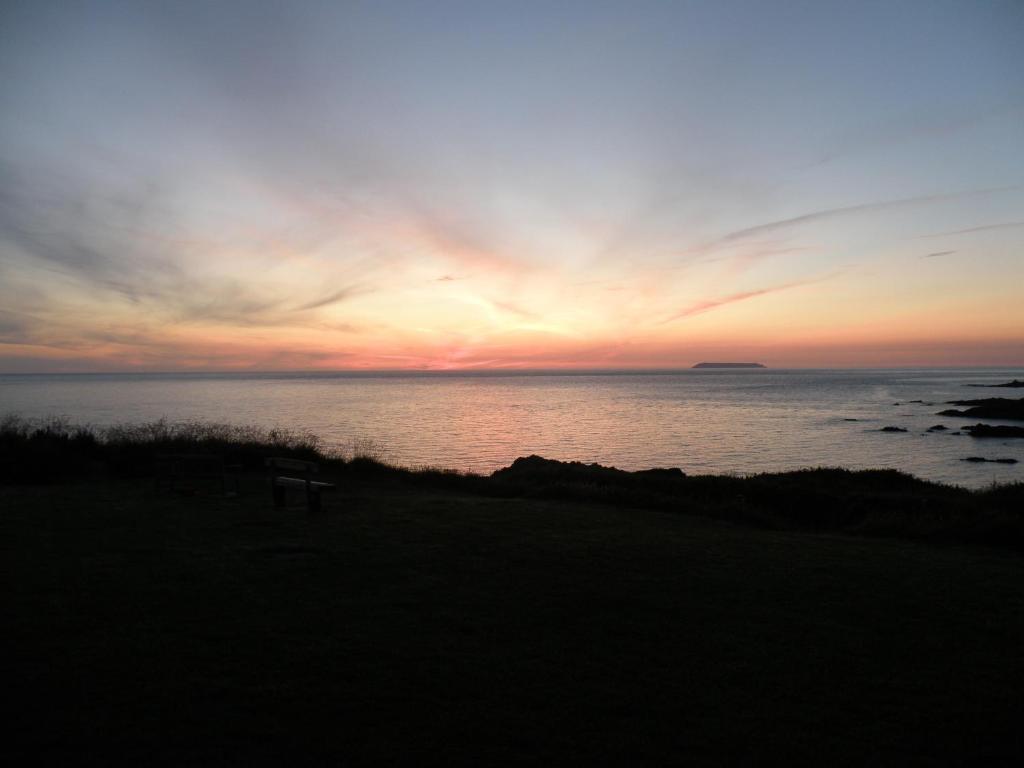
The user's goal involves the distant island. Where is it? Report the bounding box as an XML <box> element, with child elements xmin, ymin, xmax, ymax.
<box><xmin>692</xmin><ymin>362</ymin><xmax>766</xmax><ymax>369</ymax></box>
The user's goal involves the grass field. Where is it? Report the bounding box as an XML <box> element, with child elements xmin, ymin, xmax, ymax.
<box><xmin>5</xmin><ymin>473</ymin><xmax>1024</xmax><ymax>765</ymax></box>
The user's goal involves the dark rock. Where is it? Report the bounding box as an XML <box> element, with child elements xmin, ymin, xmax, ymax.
<box><xmin>927</xmin><ymin>424</ymin><xmax>948</xmax><ymax>432</ymax></box>
<box><xmin>880</xmin><ymin>426</ymin><xmax>908</xmax><ymax>433</ymax></box>
<box><xmin>844</xmin><ymin>418</ymin><xmax>859</xmax><ymax>421</ymax></box>
<box><xmin>967</xmin><ymin>379</ymin><xmax>1024</xmax><ymax>388</ymax></box>
<box><xmin>493</xmin><ymin>455</ymin><xmax>687</xmax><ymax>488</ymax></box>
<box><xmin>635</xmin><ymin>467</ymin><xmax>686</xmax><ymax>479</ymax></box>
<box><xmin>937</xmin><ymin>398</ymin><xmax>1024</xmax><ymax>421</ymax></box>
<box><xmin>963</xmin><ymin>424</ymin><xmax>1024</xmax><ymax>438</ymax></box>
<box><xmin>961</xmin><ymin>456</ymin><xmax>1019</xmax><ymax>464</ymax></box>
<box><xmin>947</xmin><ymin>397</ymin><xmax>1022</xmax><ymax>406</ymax></box>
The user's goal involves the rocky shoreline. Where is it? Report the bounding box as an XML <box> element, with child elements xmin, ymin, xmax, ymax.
<box><xmin>864</xmin><ymin>383</ymin><xmax>1024</xmax><ymax>469</ymax></box>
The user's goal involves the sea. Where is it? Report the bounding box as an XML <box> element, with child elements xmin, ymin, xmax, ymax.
<box><xmin>2</xmin><ymin>368</ymin><xmax>1023</xmax><ymax>488</ymax></box>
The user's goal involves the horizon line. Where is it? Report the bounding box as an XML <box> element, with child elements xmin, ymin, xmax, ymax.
<box><xmin>3</xmin><ymin>365</ymin><xmax>1024</xmax><ymax>376</ymax></box>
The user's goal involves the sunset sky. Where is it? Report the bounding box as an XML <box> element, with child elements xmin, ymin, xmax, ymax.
<box><xmin>1</xmin><ymin>0</ymin><xmax>1022</xmax><ymax>371</ymax></box>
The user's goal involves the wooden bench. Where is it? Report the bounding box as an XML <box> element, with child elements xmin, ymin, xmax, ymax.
<box><xmin>156</xmin><ymin>453</ymin><xmax>239</xmax><ymax>496</ymax></box>
<box><xmin>266</xmin><ymin>457</ymin><xmax>336</xmax><ymax>513</ymax></box>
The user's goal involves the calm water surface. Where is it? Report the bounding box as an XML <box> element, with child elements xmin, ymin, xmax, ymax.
<box><xmin>3</xmin><ymin>369</ymin><xmax>1023</xmax><ymax>487</ymax></box>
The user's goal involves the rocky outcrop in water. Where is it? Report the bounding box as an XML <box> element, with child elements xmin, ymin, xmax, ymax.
<box><xmin>937</xmin><ymin>398</ymin><xmax>1024</xmax><ymax>421</ymax></box>
<box><xmin>963</xmin><ymin>424</ymin><xmax>1024</xmax><ymax>438</ymax></box>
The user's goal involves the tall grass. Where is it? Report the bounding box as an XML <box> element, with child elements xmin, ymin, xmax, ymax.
<box><xmin>0</xmin><ymin>415</ymin><xmax>327</xmax><ymax>482</ymax></box>
<box><xmin>348</xmin><ymin>437</ymin><xmax>387</xmax><ymax>462</ymax></box>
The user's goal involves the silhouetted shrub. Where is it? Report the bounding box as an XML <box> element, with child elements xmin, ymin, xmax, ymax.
<box><xmin>0</xmin><ymin>415</ymin><xmax>100</xmax><ymax>483</ymax></box>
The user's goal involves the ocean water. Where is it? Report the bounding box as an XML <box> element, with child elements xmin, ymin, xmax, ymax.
<box><xmin>2</xmin><ymin>369</ymin><xmax>1023</xmax><ymax>488</ymax></box>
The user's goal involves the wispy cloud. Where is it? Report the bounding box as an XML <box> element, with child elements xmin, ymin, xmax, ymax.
<box><xmin>798</xmin><ymin>103</ymin><xmax>1024</xmax><ymax>172</ymax></box>
<box><xmin>923</xmin><ymin>250</ymin><xmax>956</xmax><ymax>259</ymax></box>
<box><xmin>0</xmin><ymin>310</ymin><xmax>30</xmax><ymax>342</ymax></box>
<box><xmin>919</xmin><ymin>220</ymin><xmax>1024</xmax><ymax>238</ymax></box>
<box><xmin>716</xmin><ymin>188</ymin><xmax>1016</xmax><ymax>244</ymax></box>
<box><xmin>0</xmin><ymin>160</ymin><xmax>376</xmax><ymax>333</ymax></box>
<box><xmin>490</xmin><ymin>299</ymin><xmax>539</xmax><ymax>319</ymax></box>
<box><xmin>662</xmin><ymin>275</ymin><xmax>831</xmax><ymax>324</ymax></box>
<box><xmin>293</xmin><ymin>285</ymin><xmax>364</xmax><ymax>311</ymax></box>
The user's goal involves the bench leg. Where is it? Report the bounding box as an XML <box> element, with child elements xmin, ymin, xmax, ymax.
<box><xmin>308</xmin><ymin>489</ymin><xmax>321</xmax><ymax>514</ymax></box>
<box><xmin>272</xmin><ymin>484</ymin><xmax>287</xmax><ymax>508</ymax></box>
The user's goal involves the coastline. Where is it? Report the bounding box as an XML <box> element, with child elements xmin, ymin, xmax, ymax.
<box><xmin>3</xmin><ymin>416</ymin><xmax>1022</xmax><ymax>551</ymax></box>
<box><xmin>4</xmin><ymin>368</ymin><xmax>1024</xmax><ymax>489</ymax></box>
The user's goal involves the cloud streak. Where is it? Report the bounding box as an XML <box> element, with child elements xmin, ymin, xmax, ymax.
<box><xmin>716</xmin><ymin>188</ymin><xmax>1017</xmax><ymax>244</ymax></box>
<box><xmin>0</xmin><ymin>159</ymin><xmax>377</xmax><ymax>332</ymax></box>
<box><xmin>920</xmin><ymin>220</ymin><xmax>1024</xmax><ymax>238</ymax></box>
<box><xmin>293</xmin><ymin>285</ymin><xmax>365</xmax><ymax>311</ymax></box>
<box><xmin>662</xmin><ymin>275</ymin><xmax>832</xmax><ymax>324</ymax></box>
<box><xmin>490</xmin><ymin>299</ymin><xmax>539</xmax><ymax>319</ymax></box>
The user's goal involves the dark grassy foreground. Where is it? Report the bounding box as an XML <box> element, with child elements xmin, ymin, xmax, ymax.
<box><xmin>4</xmin><ymin>419</ymin><xmax>1024</xmax><ymax>765</ymax></box>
